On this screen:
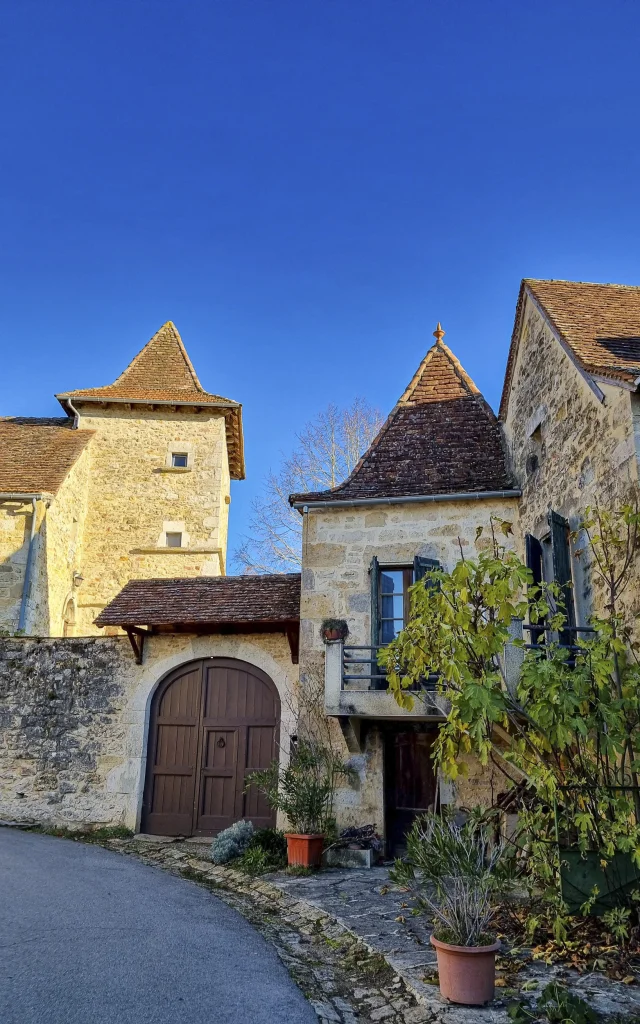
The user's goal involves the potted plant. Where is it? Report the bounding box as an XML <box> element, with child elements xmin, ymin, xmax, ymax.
<box><xmin>321</xmin><ymin>618</ymin><xmax>349</xmax><ymax>643</ymax></box>
<box><xmin>427</xmin><ymin>877</ymin><xmax>500</xmax><ymax>1005</ymax></box>
<box><xmin>247</xmin><ymin>740</ymin><xmax>355</xmax><ymax>868</ymax></box>
<box><xmin>392</xmin><ymin>811</ymin><xmax>510</xmax><ymax>1005</ymax></box>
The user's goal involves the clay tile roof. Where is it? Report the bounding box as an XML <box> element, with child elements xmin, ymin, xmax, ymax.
<box><xmin>95</xmin><ymin>573</ymin><xmax>301</xmax><ymax>627</ymax></box>
<box><xmin>290</xmin><ymin>335</ymin><xmax>513</xmax><ymax>505</ymax></box>
<box><xmin>56</xmin><ymin>322</ymin><xmax>245</xmax><ymax>479</ymax></box>
<box><xmin>500</xmin><ymin>280</ymin><xmax>640</xmax><ymax>418</ymax></box>
<box><xmin>0</xmin><ymin>418</ymin><xmax>94</xmax><ymax>495</ymax></box>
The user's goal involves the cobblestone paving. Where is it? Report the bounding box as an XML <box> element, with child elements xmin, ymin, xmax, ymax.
<box><xmin>57</xmin><ymin>832</ymin><xmax>640</xmax><ymax>1023</ymax></box>
<box><xmin>270</xmin><ymin>863</ymin><xmax>640</xmax><ymax>1023</ymax></box>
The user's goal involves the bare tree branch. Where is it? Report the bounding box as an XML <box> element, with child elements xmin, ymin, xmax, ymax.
<box><xmin>233</xmin><ymin>397</ymin><xmax>382</xmax><ymax>574</ymax></box>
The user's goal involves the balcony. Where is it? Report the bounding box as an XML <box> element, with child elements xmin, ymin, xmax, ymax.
<box><xmin>324</xmin><ymin>640</ymin><xmax>450</xmax><ymax>721</ymax></box>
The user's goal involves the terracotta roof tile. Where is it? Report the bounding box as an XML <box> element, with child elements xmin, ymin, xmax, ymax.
<box><xmin>95</xmin><ymin>573</ymin><xmax>301</xmax><ymax>627</ymax></box>
<box><xmin>290</xmin><ymin>338</ymin><xmax>513</xmax><ymax>504</ymax></box>
<box><xmin>500</xmin><ymin>279</ymin><xmax>640</xmax><ymax>418</ymax></box>
<box><xmin>56</xmin><ymin>321</ymin><xmax>245</xmax><ymax>479</ymax></box>
<box><xmin>0</xmin><ymin>418</ymin><xmax>94</xmax><ymax>494</ymax></box>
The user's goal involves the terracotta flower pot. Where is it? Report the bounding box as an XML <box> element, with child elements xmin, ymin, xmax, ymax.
<box><xmin>323</xmin><ymin>629</ymin><xmax>343</xmax><ymax>641</ymax></box>
<box><xmin>285</xmin><ymin>833</ymin><xmax>324</xmax><ymax>868</ymax></box>
<box><xmin>430</xmin><ymin>934</ymin><xmax>500</xmax><ymax>1005</ymax></box>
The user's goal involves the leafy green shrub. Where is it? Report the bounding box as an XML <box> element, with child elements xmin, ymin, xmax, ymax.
<box><xmin>211</xmin><ymin>820</ymin><xmax>254</xmax><ymax>864</ymax></box>
<box><xmin>508</xmin><ymin>982</ymin><xmax>597</xmax><ymax>1024</ymax></box>
<box><xmin>234</xmin><ymin>828</ymin><xmax>288</xmax><ymax>876</ymax></box>
<box><xmin>249</xmin><ymin>827</ymin><xmax>288</xmax><ymax>860</ymax></box>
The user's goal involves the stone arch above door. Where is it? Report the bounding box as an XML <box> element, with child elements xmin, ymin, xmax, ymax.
<box><xmin>142</xmin><ymin>657</ymin><xmax>280</xmax><ymax>837</ymax></box>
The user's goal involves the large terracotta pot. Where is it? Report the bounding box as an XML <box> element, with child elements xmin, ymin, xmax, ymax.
<box><xmin>285</xmin><ymin>833</ymin><xmax>324</xmax><ymax>868</ymax></box>
<box><xmin>430</xmin><ymin>934</ymin><xmax>500</xmax><ymax>1005</ymax></box>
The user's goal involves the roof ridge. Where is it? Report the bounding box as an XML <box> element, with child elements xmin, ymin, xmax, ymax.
<box><xmin>399</xmin><ymin>338</ymin><xmax>481</xmax><ymax>405</ymax></box>
<box><xmin>113</xmin><ymin>321</ymin><xmax>204</xmax><ymax>392</ymax></box>
<box><xmin>525</xmin><ymin>278</ymin><xmax>640</xmax><ymax>291</ymax></box>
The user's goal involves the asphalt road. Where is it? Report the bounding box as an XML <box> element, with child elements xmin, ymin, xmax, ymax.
<box><xmin>0</xmin><ymin>828</ymin><xmax>317</xmax><ymax>1024</ymax></box>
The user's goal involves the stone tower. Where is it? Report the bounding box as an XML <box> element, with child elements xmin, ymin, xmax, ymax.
<box><xmin>55</xmin><ymin>322</ymin><xmax>244</xmax><ymax>634</ymax></box>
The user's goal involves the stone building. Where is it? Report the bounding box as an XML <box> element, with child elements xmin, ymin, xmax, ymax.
<box><xmin>0</xmin><ymin>321</ymin><xmax>244</xmax><ymax>636</ymax></box>
<box><xmin>3</xmin><ymin>280</ymin><xmax>640</xmax><ymax>847</ymax></box>
<box><xmin>289</xmin><ymin>327</ymin><xmax>520</xmax><ymax>850</ymax></box>
<box><xmin>502</xmin><ymin>279</ymin><xmax>640</xmax><ymax>628</ymax></box>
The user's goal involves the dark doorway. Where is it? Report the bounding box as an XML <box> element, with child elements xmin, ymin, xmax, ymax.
<box><xmin>384</xmin><ymin>727</ymin><xmax>438</xmax><ymax>855</ymax></box>
<box><xmin>142</xmin><ymin>658</ymin><xmax>280</xmax><ymax>836</ymax></box>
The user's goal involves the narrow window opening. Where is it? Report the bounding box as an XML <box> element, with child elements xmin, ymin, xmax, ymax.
<box><xmin>171</xmin><ymin>453</ymin><xmax>188</xmax><ymax>468</ymax></box>
<box><xmin>166</xmin><ymin>532</ymin><xmax>182</xmax><ymax>548</ymax></box>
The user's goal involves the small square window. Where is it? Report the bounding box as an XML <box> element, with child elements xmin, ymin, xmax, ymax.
<box><xmin>166</xmin><ymin>532</ymin><xmax>182</xmax><ymax>548</ymax></box>
<box><xmin>171</xmin><ymin>453</ymin><xmax>188</xmax><ymax>468</ymax></box>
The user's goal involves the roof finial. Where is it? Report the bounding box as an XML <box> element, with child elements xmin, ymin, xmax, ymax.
<box><xmin>433</xmin><ymin>322</ymin><xmax>445</xmax><ymax>345</ymax></box>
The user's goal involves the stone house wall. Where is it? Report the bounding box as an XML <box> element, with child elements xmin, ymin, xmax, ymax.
<box><xmin>73</xmin><ymin>405</ymin><xmax>231</xmax><ymax>634</ymax></box>
<box><xmin>20</xmin><ymin>446</ymin><xmax>93</xmax><ymax>637</ymax></box>
<box><xmin>502</xmin><ymin>295</ymin><xmax>640</xmax><ymax>624</ymax></box>
<box><xmin>0</xmin><ymin>632</ymin><xmax>297</xmax><ymax>830</ymax></box>
<box><xmin>299</xmin><ymin>496</ymin><xmax>519</xmax><ymax>834</ymax></box>
<box><xmin>0</xmin><ymin>500</ymin><xmax>34</xmax><ymax>632</ymax></box>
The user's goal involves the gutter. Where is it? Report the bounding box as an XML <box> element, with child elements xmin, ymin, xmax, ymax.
<box><xmin>56</xmin><ymin>394</ymin><xmax>240</xmax><ymax>410</ymax></box>
<box><xmin>292</xmin><ymin>489</ymin><xmax>521</xmax><ymax>511</ymax></box>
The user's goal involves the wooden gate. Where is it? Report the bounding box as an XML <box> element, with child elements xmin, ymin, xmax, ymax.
<box><xmin>384</xmin><ymin>728</ymin><xmax>438</xmax><ymax>854</ymax></box>
<box><xmin>142</xmin><ymin>658</ymin><xmax>280</xmax><ymax>836</ymax></box>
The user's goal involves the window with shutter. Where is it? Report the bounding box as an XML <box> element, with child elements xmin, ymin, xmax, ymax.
<box><xmin>371</xmin><ymin>557</ymin><xmax>441</xmax><ymax>648</ymax></box>
<box><xmin>548</xmin><ymin>510</ymin><xmax>576</xmax><ymax>645</ymax></box>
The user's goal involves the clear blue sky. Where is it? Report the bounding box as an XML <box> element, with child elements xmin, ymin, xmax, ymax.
<box><xmin>2</xmin><ymin>1</ymin><xmax>640</xmax><ymax>560</ymax></box>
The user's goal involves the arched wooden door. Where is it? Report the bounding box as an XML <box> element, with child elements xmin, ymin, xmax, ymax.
<box><xmin>142</xmin><ymin>658</ymin><xmax>280</xmax><ymax>837</ymax></box>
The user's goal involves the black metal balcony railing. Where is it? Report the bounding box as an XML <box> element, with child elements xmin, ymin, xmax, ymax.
<box><xmin>522</xmin><ymin>623</ymin><xmax>596</xmax><ymax>651</ymax></box>
<box><xmin>342</xmin><ymin>644</ymin><xmax>438</xmax><ymax>692</ymax></box>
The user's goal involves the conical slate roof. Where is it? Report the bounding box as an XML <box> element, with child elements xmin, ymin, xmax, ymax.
<box><xmin>56</xmin><ymin>322</ymin><xmax>245</xmax><ymax>479</ymax></box>
<box><xmin>290</xmin><ymin>329</ymin><xmax>513</xmax><ymax>504</ymax></box>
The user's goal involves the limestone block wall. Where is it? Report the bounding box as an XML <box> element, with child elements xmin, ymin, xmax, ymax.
<box><xmin>25</xmin><ymin>447</ymin><xmax>92</xmax><ymax>637</ymax></box>
<box><xmin>0</xmin><ymin>501</ymin><xmax>33</xmax><ymax>632</ymax></box>
<box><xmin>503</xmin><ymin>296</ymin><xmax>640</xmax><ymax>623</ymax></box>
<box><xmin>74</xmin><ymin>406</ymin><xmax>231</xmax><ymax>633</ymax></box>
<box><xmin>0</xmin><ymin>632</ymin><xmax>297</xmax><ymax>830</ymax></box>
<box><xmin>299</xmin><ymin>496</ymin><xmax>519</xmax><ymax>834</ymax></box>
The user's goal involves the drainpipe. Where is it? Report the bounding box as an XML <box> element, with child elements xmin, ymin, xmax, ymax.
<box><xmin>65</xmin><ymin>396</ymin><xmax>80</xmax><ymax>429</ymax></box>
<box><xmin>18</xmin><ymin>497</ymin><xmax>39</xmax><ymax>633</ymax></box>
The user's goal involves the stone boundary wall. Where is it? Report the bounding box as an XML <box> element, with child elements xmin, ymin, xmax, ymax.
<box><xmin>0</xmin><ymin>631</ymin><xmax>298</xmax><ymax>831</ymax></box>
<box><xmin>0</xmin><ymin>636</ymin><xmax>133</xmax><ymax>827</ymax></box>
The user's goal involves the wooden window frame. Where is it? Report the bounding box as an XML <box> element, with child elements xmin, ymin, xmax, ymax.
<box><xmin>378</xmin><ymin>565</ymin><xmax>413</xmax><ymax>645</ymax></box>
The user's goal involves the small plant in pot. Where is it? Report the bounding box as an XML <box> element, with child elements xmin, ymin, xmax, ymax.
<box><xmin>321</xmin><ymin>618</ymin><xmax>349</xmax><ymax>643</ymax></box>
<box><xmin>392</xmin><ymin>810</ymin><xmax>512</xmax><ymax>1005</ymax></box>
<box><xmin>247</xmin><ymin>740</ymin><xmax>355</xmax><ymax>868</ymax></box>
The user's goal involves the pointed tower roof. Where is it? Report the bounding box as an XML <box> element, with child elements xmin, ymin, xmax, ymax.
<box><xmin>56</xmin><ymin>322</ymin><xmax>245</xmax><ymax>479</ymax></box>
<box><xmin>290</xmin><ymin>327</ymin><xmax>513</xmax><ymax>504</ymax></box>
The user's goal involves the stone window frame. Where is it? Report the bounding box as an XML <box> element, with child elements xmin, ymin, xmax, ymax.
<box><xmin>157</xmin><ymin>521</ymin><xmax>191</xmax><ymax>549</ymax></box>
<box><xmin>162</xmin><ymin>442</ymin><xmax>194</xmax><ymax>473</ymax></box>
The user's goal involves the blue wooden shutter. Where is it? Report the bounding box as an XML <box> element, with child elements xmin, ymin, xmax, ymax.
<box><xmin>413</xmin><ymin>555</ymin><xmax>441</xmax><ymax>582</ymax></box>
<box><xmin>548</xmin><ymin>510</ymin><xmax>576</xmax><ymax>643</ymax></box>
<box><xmin>370</xmin><ymin>556</ymin><xmax>380</xmax><ymax>648</ymax></box>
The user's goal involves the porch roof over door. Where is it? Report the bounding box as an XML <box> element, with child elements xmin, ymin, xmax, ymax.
<box><xmin>95</xmin><ymin>573</ymin><xmax>301</xmax><ymax>662</ymax></box>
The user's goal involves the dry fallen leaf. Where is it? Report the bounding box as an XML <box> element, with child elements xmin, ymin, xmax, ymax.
<box><xmin>622</xmin><ymin>975</ymin><xmax>636</xmax><ymax>985</ymax></box>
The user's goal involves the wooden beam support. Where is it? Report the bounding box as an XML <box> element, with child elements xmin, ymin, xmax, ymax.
<box><xmin>124</xmin><ymin>626</ymin><xmax>152</xmax><ymax>665</ymax></box>
<box><xmin>286</xmin><ymin>624</ymin><xmax>299</xmax><ymax>664</ymax></box>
